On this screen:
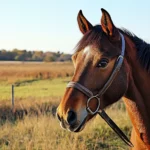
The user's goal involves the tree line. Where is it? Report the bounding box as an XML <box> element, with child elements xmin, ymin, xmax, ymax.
<box><xmin>0</xmin><ymin>49</ymin><xmax>71</xmax><ymax>62</ymax></box>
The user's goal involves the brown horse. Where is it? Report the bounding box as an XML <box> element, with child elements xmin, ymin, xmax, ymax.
<box><xmin>56</xmin><ymin>8</ymin><xmax>150</xmax><ymax>150</ymax></box>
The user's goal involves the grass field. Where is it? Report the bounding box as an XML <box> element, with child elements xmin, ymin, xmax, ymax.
<box><xmin>0</xmin><ymin>61</ymin><xmax>132</xmax><ymax>150</ymax></box>
<box><xmin>0</xmin><ymin>78</ymin><xmax>69</xmax><ymax>101</ymax></box>
<box><xmin>0</xmin><ymin>61</ymin><xmax>73</xmax><ymax>83</ymax></box>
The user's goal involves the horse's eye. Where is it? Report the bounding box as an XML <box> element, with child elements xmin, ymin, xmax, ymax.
<box><xmin>97</xmin><ymin>59</ymin><xmax>109</xmax><ymax>68</ymax></box>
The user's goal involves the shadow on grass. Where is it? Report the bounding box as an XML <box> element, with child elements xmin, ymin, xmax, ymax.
<box><xmin>0</xmin><ymin>102</ymin><xmax>57</xmax><ymax>125</ymax></box>
<box><xmin>14</xmin><ymin>78</ymin><xmax>41</xmax><ymax>86</ymax></box>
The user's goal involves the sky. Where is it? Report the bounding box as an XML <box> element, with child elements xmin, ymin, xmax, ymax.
<box><xmin>0</xmin><ymin>0</ymin><xmax>150</xmax><ymax>54</ymax></box>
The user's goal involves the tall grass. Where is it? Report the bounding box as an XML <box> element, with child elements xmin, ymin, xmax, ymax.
<box><xmin>0</xmin><ymin>108</ymin><xmax>131</xmax><ymax>150</ymax></box>
<box><xmin>0</xmin><ymin>61</ymin><xmax>132</xmax><ymax>150</ymax></box>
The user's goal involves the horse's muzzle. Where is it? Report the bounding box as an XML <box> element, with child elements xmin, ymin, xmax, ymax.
<box><xmin>56</xmin><ymin>109</ymin><xmax>88</xmax><ymax>132</ymax></box>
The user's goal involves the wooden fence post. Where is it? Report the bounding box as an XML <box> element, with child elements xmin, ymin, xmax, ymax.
<box><xmin>11</xmin><ymin>84</ymin><xmax>15</xmax><ymax>113</ymax></box>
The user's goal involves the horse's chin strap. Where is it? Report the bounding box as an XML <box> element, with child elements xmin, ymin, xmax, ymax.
<box><xmin>66</xmin><ymin>32</ymin><xmax>133</xmax><ymax>147</ymax></box>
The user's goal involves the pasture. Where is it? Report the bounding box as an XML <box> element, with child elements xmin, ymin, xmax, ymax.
<box><xmin>0</xmin><ymin>61</ymin><xmax>132</xmax><ymax>150</ymax></box>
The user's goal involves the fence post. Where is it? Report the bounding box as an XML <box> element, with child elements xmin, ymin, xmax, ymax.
<box><xmin>11</xmin><ymin>84</ymin><xmax>15</xmax><ymax>112</ymax></box>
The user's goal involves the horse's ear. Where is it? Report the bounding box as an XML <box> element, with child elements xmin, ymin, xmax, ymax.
<box><xmin>77</xmin><ymin>10</ymin><xmax>93</xmax><ymax>34</ymax></box>
<box><xmin>101</xmin><ymin>8</ymin><xmax>117</xmax><ymax>37</ymax></box>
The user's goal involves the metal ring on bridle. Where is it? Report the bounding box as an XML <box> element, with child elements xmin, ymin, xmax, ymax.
<box><xmin>86</xmin><ymin>95</ymin><xmax>100</xmax><ymax>115</ymax></box>
<box><xmin>117</xmin><ymin>55</ymin><xmax>124</xmax><ymax>62</ymax></box>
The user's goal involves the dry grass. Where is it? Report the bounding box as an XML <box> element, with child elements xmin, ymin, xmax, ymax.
<box><xmin>0</xmin><ymin>61</ymin><xmax>73</xmax><ymax>83</ymax></box>
<box><xmin>0</xmin><ymin>61</ymin><xmax>132</xmax><ymax>150</ymax></box>
<box><xmin>0</xmin><ymin>108</ymin><xmax>131</xmax><ymax>150</ymax></box>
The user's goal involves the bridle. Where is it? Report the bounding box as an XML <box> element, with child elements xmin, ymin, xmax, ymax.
<box><xmin>67</xmin><ymin>32</ymin><xmax>125</xmax><ymax>114</ymax></box>
<box><xmin>67</xmin><ymin>32</ymin><xmax>134</xmax><ymax>147</ymax></box>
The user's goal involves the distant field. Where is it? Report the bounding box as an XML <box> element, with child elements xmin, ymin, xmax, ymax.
<box><xmin>0</xmin><ymin>61</ymin><xmax>73</xmax><ymax>83</ymax></box>
<box><xmin>0</xmin><ymin>61</ymin><xmax>132</xmax><ymax>150</ymax></box>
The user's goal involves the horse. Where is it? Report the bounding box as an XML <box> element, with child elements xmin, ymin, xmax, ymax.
<box><xmin>56</xmin><ymin>8</ymin><xmax>150</xmax><ymax>150</ymax></box>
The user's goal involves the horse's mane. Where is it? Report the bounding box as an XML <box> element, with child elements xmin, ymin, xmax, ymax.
<box><xmin>75</xmin><ymin>25</ymin><xmax>150</xmax><ymax>73</ymax></box>
<box><xmin>119</xmin><ymin>28</ymin><xmax>150</xmax><ymax>73</ymax></box>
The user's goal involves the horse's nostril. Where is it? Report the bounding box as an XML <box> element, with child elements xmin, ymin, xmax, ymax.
<box><xmin>67</xmin><ymin>110</ymin><xmax>77</xmax><ymax>126</ymax></box>
<box><xmin>56</xmin><ymin>113</ymin><xmax>61</xmax><ymax>121</ymax></box>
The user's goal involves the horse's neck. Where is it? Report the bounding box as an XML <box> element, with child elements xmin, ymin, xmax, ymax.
<box><xmin>124</xmin><ymin>36</ymin><xmax>150</xmax><ymax>145</ymax></box>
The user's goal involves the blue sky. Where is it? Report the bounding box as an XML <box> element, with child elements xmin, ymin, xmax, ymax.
<box><xmin>0</xmin><ymin>0</ymin><xmax>150</xmax><ymax>53</ymax></box>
